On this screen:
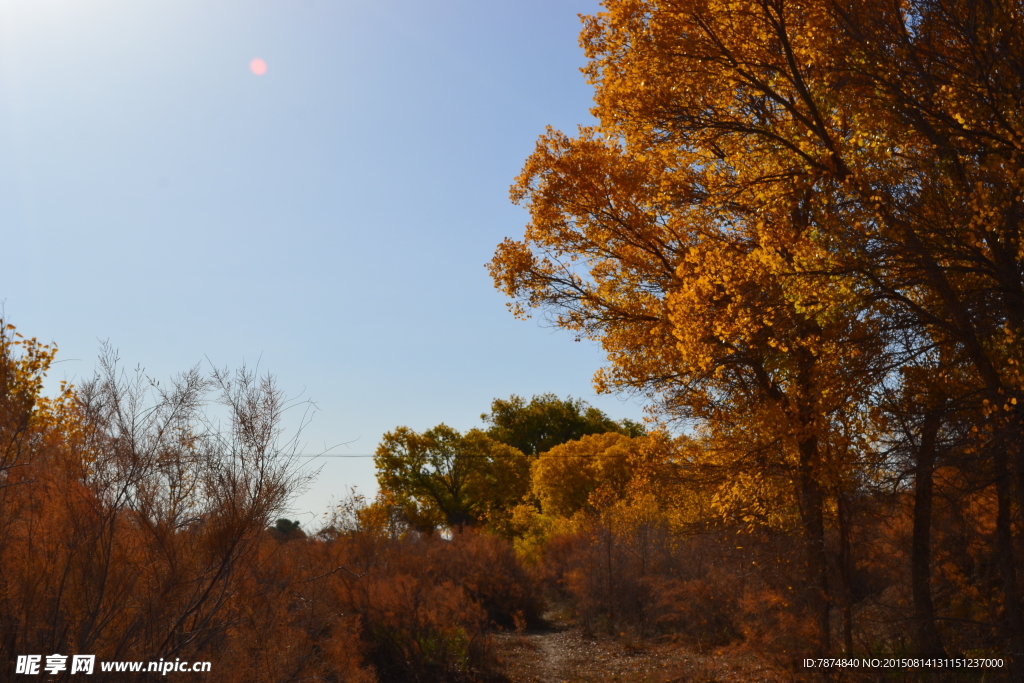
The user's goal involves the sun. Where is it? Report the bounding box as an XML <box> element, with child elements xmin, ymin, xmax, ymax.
<box><xmin>249</xmin><ymin>58</ymin><xmax>267</xmax><ymax>76</ymax></box>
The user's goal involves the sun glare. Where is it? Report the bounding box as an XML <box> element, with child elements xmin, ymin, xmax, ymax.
<box><xmin>249</xmin><ymin>58</ymin><xmax>267</xmax><ymax>76</ymax></box>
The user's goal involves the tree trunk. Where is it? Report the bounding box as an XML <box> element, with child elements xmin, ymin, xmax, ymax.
<box><xmin>797</xmin><ymin>434</ymin><xmax>830</xmax><ymax>653</ymax></box>
<box><xmin>995</xmin><ymin>448</ymin><xmax>1024</xmax><ymax>680</ymax></box>
<box><xmin>793</xmin><ymin>350</ymin><xmax>830</xmax><ymax>653</ymax></box>
<box><xmin>911</xmin><ymin>412</ymin><xmax>945</xmax><ymax>657</ymax></box>
<box><xmin>837</xmin><ymin>493</ymin><xmax>854</xmax><ymax>654</ymax></box>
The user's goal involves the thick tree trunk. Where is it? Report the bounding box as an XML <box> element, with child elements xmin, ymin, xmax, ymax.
<box><xmin>837</xmin><ymin>494</ymin><xmax>854</xmax><ymax>654</ymax></box>
<box><xmin>797</xmin><ymin>434</ymin><xmax>830</xmax><ymax>653</ymax></box>
<box><xmin>792</xmin><ymin>350</ymin><xmax>830</xmax><ymax>653</ymax></box>
<box><xmin>995</xmin><ymin>448</ymin><xmax>1024</xmax><ymax>680</ymax></box>
<box><xmin>911</xmin><ymin>412</ymin><xmax>945</xmax><ymax>657</ymax></box>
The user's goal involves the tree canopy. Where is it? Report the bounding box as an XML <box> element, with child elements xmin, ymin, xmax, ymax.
<box><xmin>374</xmin><ymin>424</ymin><xmax>530</xmax><ymax>533</ymax></box>
<box><xmin>530</xmin><ymin>432</ymin><xmax>649</xmax><ymax>519</ymax></box>
<box><xmin>482</xmin><ymin>393</ymin><xmax>643</xmax><ymax>456</ymax></box>
<box><xmin>490</xmin><ymin>0</ymin><xmax>1024</xmax><ymax>658</ymax></box>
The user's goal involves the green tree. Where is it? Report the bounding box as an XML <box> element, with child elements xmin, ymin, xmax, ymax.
<box><xmin>374</xmin><ymin>424</ymin><xmax>530</xmax><ymax>533</ymax></box>
<box><xmin>271</xmin><ymin>518</ymin><xmax>304</xmax><ymax>540</ymax></box>
<box><xmin>482</xmin><ymin>393</ymin><xmax>643</xmax><ymax>457</ymax></box>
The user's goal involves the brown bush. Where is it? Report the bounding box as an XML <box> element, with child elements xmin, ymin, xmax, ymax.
<box><xmin>0</xmin><ymin>330</ymin><xmax>543</xmax><ymax>682</ymax></box>
<box><xmin>297</xmin><ymin>525</ymin><xmax>539</xmax><ymax>683</ymax></box>
<box><xmin>537</xmin><ymin>513</ymin><xmax>734</xmax><ymax>639</ymax></box>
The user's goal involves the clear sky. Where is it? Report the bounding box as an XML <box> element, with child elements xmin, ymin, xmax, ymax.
<box><xmin>0</xmin><ymin>0</ymin><xmax>647</xmax><ymax>523</ymax></box>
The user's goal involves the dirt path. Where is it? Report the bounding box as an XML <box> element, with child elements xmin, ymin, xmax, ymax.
<box><xmin>491</xmin><ymin>612</ymin><xmax>787</xmax><ymax>683</ymax></box>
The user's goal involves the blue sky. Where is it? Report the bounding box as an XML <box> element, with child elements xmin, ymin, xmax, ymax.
<box><xmin>0</xmin><ymin>0</ymin><xmax>647</xmax><ymax>522</ymax></box>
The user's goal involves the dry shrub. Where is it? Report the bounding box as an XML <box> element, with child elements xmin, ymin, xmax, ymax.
<box><xmin>350</xmin><ymin>573</ymin><xmax>486</xmax><ymax>682</ymax></box>
<box><xmin>538</xmin><ymin>516</ymin><xmax>842</xmax><ymax>654</ymax></box>
<box><xmin>539</xmin><ymin>513</ymin><xmax>745</xmax><ymax>641</ymax></box>
<box><xmin>427</xmin><ymin>528</ymin><xmax>543</xmax><ymax>628</ymax></box>
<box><xmin>735</xmin><ymin>583</ymin><xmax>816</xmax><ymax>654</ymax></box>
<box><xmin>653</xmin><ymin>572</ymin><xmax>741</xmax><ymax>646</ymax></box>
<box><xmin>0</xmin><ymin>335</ymin><xmax>379</xmax><ymax>682</ymax></box>
<box><xmin>298</xmin><ymin>524</ymin><xmax>541</xmax><ymax>683</ymax></box>
<box><xmin>0</xmin><ymin>333</ymin><xmax>543</xmax><ymax>682</ymax></box>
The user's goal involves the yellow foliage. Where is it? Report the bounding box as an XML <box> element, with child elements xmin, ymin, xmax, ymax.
<box><xmin>531</xmin><ymin>432</ymin><xmax>649</xmax><ymax>518</ymax></box>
